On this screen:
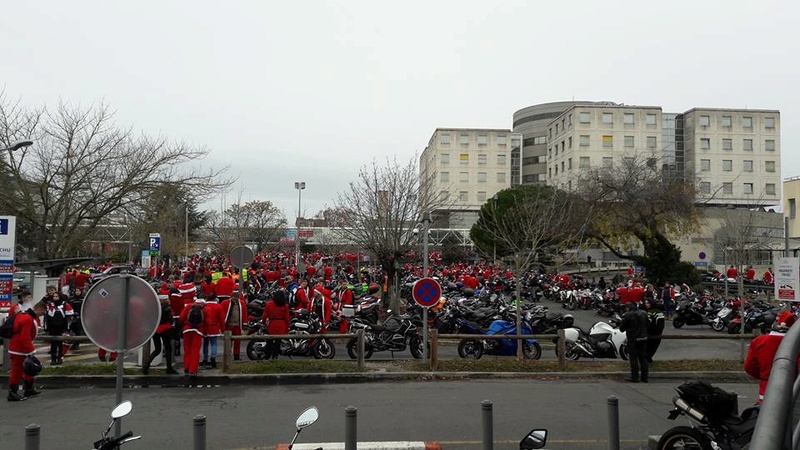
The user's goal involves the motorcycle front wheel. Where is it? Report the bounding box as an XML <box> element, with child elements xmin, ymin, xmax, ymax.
<box><xmin>409</xmin><ymin>334</ymin><xmax>424</xmax><ymax>359</ymax></box>
<box><xmin>522</xmin><ymin>341</ymin><xmax>542</xmax><ymax>360</ymax></box>
<box><xmin>728</xmin><ymin>323</ymin><xmax>741</xmax><ymax>334</ymax></box>
<box><xmin>618</xmin><ymin>343</ymin><xmax>629</xmax><ymax>361</ymax></box>
<box><xmin>458</xmin><ymin>339</ymin><xmax>483</xmax><ymax>359</ymax></box>
<box><xmin>672</xmin><ymin>317</ymin><xmax>685</xmax><ymax>328</ymax></box>
<box><xmin>565</xmin><ymin>299</ymin><xmax>576</xmax><ymax>310</ymax></box>
<box><xmin>246</xmin><ymin>340</ymin><xmax>267</xmax><ymax>361</ymax></box>
<box><xmin>346</xmin><ymin>338</ymin><xmax>373</xmax><ymax>360</ymax></box>
<box><xmin>711</xmin><ymin>319</ymin><xmax>725</xmax><ymax>332</ymax></box>
<box><xmin>312</xmin><ymin>338</ymin><xmax>336</xmax><ymax>359</ymax></box>
<box><xmin>656</xmin><ymin>426</ymin><xmax>711</xmax><ymax>450</ymax></box>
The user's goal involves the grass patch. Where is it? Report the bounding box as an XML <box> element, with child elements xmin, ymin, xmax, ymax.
<box><xmin>228</xmin><ymin>360</ymin><xmax>363</xmax><ymax>374</ymax></box>
<box><xmin>42</xmin><ymin>364</ymin><xmax>142</xmax><ymax>376</ymax></box>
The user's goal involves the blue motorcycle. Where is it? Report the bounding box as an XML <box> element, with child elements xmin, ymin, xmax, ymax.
<box><xmin>457</xmin><ymin>313</ymin><xmax>542</xmax><ymax>360</ymax></box>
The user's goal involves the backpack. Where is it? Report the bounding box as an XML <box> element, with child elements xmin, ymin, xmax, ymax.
<box><xmin>676</xmin><ymin>380</ymin><xmax>738</xmax><ymax>422</ymax></box>
<box><xmin>187</xmin><ymin>304</ymin><xmax>205</xmax><ymax>328</ymax></box>
<box><xmin>0</xmin><ymin>314</ymin><xmax>16</xmax><ymax>339</ymax></box>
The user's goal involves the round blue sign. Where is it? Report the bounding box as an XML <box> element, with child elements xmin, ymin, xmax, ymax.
<box><xmin>412</xmin><ymin>278</ymin><xmax>442</xmax><ymax>308</ymax></box>
<box><xmin>699</xmin><ymin>252</ymin><xmax>706</xmax><ymax>260</ymax></box>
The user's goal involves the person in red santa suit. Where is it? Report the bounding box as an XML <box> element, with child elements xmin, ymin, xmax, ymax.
<box><xmin>214</xmin><ymin>272</ymin><xmax>235</xmax><ymax>301</ymax></box>
<box><xmin>200</xmin><ymin>293</ymin><xmax>225</xmax><ymax>369</ymax></box>
<box><xmin>763</xmin><ymin>268</ymin><xmax>774</xmax><ymax>285</ymax></box>
<box><xmin>262</xmin><ymin>290</ymin><xmax>290</xmax><ymax>359</ymax></box>
<box><xmin>744</xmin><ymin>311</ymin><xmax>799</xmax><ymax>403</ymax></box>
<box><xmin>312</xmin><ymin>286</ymin><xmax>333</xmax><ymax>334</ymax></box>
<box><xmin>294</xmin><ymin>279</ymin><xmax>313</xmax><ymax>313</ymax></box>
<box><xmin>179</xmin><ymin>298</ymin><xmax>206</xmax><ymax>387</ymax></box>
<box><xmin>335</xmin><ymin>277</ymin><xmax>354</xmax><ymax>333</ymax></box>
<box><xmin>726</xmin><ymin>265</ymin><xmax>738</xmax><ymax>279</ymax></box>
<box><xmin>220</xmin><ymin>292</ymin><xmax>248</xmax><ymax>361</ymax></box>
<box><xmin>745</xmin><ymin>266</ymin><xmax>756</xmax><ymax>281</ymax></box>
<box><xmin>7</xmin><ymin>301</ymin><xmax>46</xmax><ymax>401</ymax></box>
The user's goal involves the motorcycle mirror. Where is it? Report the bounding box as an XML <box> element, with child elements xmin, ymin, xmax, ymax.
<box><xmin>111</xmin><ymin>400</ymin><xmax>133</xmax><ymax>419</ymax></box>
<box><xmin>295</xmin><ymin>406</ymin><xmax>319</xmax><ymax>429</ymax></box>
<box><xmin>520</xmin><ymin>428</ymin><xmax>548</xmax><ymax>449</ymax></box>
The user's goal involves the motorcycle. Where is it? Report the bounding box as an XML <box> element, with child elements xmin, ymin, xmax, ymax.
<box><xmin>457</xmin><ymin>313</ymin><xmax>543</xmax><ymax>360</ymax></box>
<box><xmin>92</xmin><ymin>401</ymin><xmax>142</xmax><ymax>450</ymax></box>
<box><xmin>672</xmin><ymin>300</ymin><xmax>718</xmax><ymax>329</ymax></box>
<box><xmin>246</xmin><ymin>310</ymin><xmax>336</xmax><ymax>360</ymax></box>
<box><xmin>346</xmin><ymin>311</ymin><xmax>424</xmax><ymax>360</ymax></box>
<box><xmin>557</xmin><ymin>316</ymin><xmax>628</xmax><ymax>360</ymax></box>
<box><xmin>287</xmin><ymin>406</ymin><xmax>321</xmax><ymax>450</ymax></box>
<box><xmin>727</xmin><ymin>304</ymin><xmax>778</xmax><ymax>335</ymax></box>
<box><xmin>656</xmin><ymin>380</ymin><xmax>758</xmax><ymax>450</ymax></box>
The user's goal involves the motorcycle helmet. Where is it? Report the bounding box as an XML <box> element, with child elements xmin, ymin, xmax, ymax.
<box><xmin>367</xmin><ymin>283</ymin><xmax>380</xmax><ymax>295</ymax></box>
<box><xmin>462</xmin><ymin>288</ymin><xmax>474</xmax><ymax>298</ymax></box>
<box><xmin>774</xmin><ymin>311</ymin><xmax>797</xmax><ymax>332</ymax></box>
<box><xmin>23</xmin><ymin>355</ymin><xmax>42</xmax><ymax>377</ymax></box>
<box><xmin>562</xmin><ymin>314</ymin><xmax>574</xmax><ymax>328</ymax></box>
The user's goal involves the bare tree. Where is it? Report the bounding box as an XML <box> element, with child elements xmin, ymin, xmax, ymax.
<box><xmin>471</xmin><ymin>184</ymin><xmax>590</xmax><ymax>358</ymax></box>
<box><xmin>331</xmin><ymin>156</ymin><xmax>442</xmax><ymax>309</ymax></box>
<box><xmin>0</xmin><ymin>95</ymin><xmax>231</xmax><ymax>259</ymax></box>
<box><xmin>206</xmin><ymin>199</ymin><xmax>287</xmax><ymax>254</ymax></box>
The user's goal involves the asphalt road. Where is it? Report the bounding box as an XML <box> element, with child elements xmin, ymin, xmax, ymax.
<box><xmin>0</xmin><ymin>379</ymin><xmax>761</xmax><ymax>450</ymax></box>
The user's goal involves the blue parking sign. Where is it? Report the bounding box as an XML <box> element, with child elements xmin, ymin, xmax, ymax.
<box><xmin>0</xmin><ymin>219</ymin><xmax>7</xmax><ymax>235</ymax></box>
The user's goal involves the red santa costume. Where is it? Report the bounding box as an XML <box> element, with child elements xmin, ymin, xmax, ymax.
<box><xmin>220</xmin><ymin>294</ymin><xmax>248</xmax><ymax>360</ymax></box>
<box><xmin>744</xmin><ymin>312</ymin><xmax>799</xmax><ymax>403</ymax></box>
<box><xmin>179</xmin><ymin>299</ymin><xmax>206</xmax><ymax>381</ymax></box>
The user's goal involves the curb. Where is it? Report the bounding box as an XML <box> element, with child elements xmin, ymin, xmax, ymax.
<box><xmin>26</xmin><ymin>371</ymin><xmax>752</xmax><ymax>389</ymax></box>
<box><xmin>275</xmin><ymin>442</ymin><xmax>442</xmax><ymax>450</ymax></box>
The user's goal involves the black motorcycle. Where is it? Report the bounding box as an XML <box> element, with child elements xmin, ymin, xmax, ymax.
<box><xmin>346</xmin><ymin>312</ymin><xmax>424</xmax><ymax>360</ymax></box>
<box><xmin>246</xmin><ymin>310</ymin><xmax>335</xmax><ymax>360</ymax></box>
<box><xmin>672</xmin><ymin>300</ymin><xmax>718</xmax><ymax>329</ymax></box>
<box><xmin>657</xmin><ymin>380</ymin><xmax>758</xmax><ymax>450</ymax></box>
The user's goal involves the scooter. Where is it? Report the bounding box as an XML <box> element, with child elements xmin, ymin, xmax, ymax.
<box><xmin>556</xmin><ymin>316</ymin><xmax>628</xmax><ymax>360</ymax></box>
<box><xmin>287</xmin><ymin>406</ymin><xmax>321</xmax><ymax>450</ymax></box>
<box><xmin>92</xmin><ymin>401</ymin><xmax>141</xmax><ymax>450</ymax></box>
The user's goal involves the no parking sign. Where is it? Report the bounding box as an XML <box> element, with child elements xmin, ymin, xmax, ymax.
<box><xmin>412</xmin><ymin>278</ymin><xmax>441</xmax><ymax>308</ymax></box>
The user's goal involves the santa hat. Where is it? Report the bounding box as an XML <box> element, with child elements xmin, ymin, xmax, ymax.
<box><xmin>774</xmin><ymin>312</ymin><xmax>797</xmax><ymax>332</ymax></box>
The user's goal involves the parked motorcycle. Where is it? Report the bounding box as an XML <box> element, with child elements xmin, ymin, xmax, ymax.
<box><xmin>92</xmin><ymin>401</ymin><xmax>141</xmax><ymax>450</ymax></box>
<box><xmin>457</xmin><ymin>313</ymin><xmax>542</xmax><ymax>360</ymax></box>
<box><xmin>246</xmin><ymin>310</ymin><xmax>335</xmax><ymax>360</ymax></box>
<box><xmin>346</xmin><ymin>311</ymin><xmax>424</xmax><ymax>359</ymax></box>
<box><xmin>728</xmin><ymin>304</ymin><xmax>778</xmax><ymax>335</ymax></box>
<box><xmin>672</xmin><ymin>300</ymin><xmax>718</xmax><ymax>329</ymax></box>
<box><xmin>557</xmin><ymin>316</ymin><xmax>628</xmax><ymax>360</ymax></box>
<box><xmin>656</xmin><ymin>380</ymin><xmax>758</xmax><ymax>450</ymax></box>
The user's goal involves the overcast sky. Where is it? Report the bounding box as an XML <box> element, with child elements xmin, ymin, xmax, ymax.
<box><xmin>2</xmin><ymin>0</ymin><xmax>798</xmax><ymax>218</ymax></box>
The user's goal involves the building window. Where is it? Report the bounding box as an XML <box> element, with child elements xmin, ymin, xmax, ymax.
<box><xmin>602</xmin><ymin>135</ymin><xmax>613</xmax><ymax>148</ymax></box>
<box><xmin>568</xmin><ymin>114</ymin><xmax>573</xmax><ymax>127</ymax></box>
<box><xmin>700</xmin><ymin>138</ymin><xmax>710</xmax><ymax>149</ymax></box>
<box><xmin>624</xmin><ymin>113</ymin><xmax>634</xmax><ymax>124</ymax></box>
<box><xmin>766</xmin><ymin>183</ymin><xmax>776</xmax><ymax>195</ymax></box>
<box><xmin>765</xmin><ymin>117</ymin><xmax>776</xmax><ymax>129</ymax></box>
<box><xmin>548</xmin><ymin>168</ymin><xmax>552</xmax><ymax>178</ymax></box>
<box><xmin>646</xmin><ymin>114</ymin><xmax>657</xmax><ymax>125</ymax></box>
<box><xmin>554</xmin><ymin>145</ymin><xmax>558</xmax><ymax>156</ymax></box>
<box><xmin>477</xmin><ymin>191</ymin><xmax>487</xmax><ymax>202</ymax></box>
<box><xmin>533</xmin><ymin>136</ymin><xmax>547</xmax><ymax>145</ymax></box>
<box><xmin>579</xmin><ymin>112</ymin><xmax>590</xmax><ymax>124</ymax></box>
<box><xmin>538</xmin><ymin>155</ymin><xmax>547</xmax><ymax>164</ymax></box>
<box><xmin>602</xmin><ymin>113</ymin><xmax>613</xmax><ymax>124</ymax></box>
<box><xmin>700</xmin><ymin>182</ymin><xmax>711</xmax><ymax>194</ymax></box>
<box><xmin>743</xmin><ymin>183</ymin><xmax>754</xmax><ymax>195</ymax></box>
<box><xmin>497</xmin><ymin>172</ymin><xmax>506</xmax><ymax>183</ymax></box>
<box><xmin>699</xmin><ymin>115</ymin><xmax>710</xmax><ymax>127</ymax></box>
<box><xmin>700</xmin><ymin>159</ymin><xmax>711</xmax><ymax>171</ymax></box>
<box><xmin>722</xmin><ymin>139</ymin><xmax>732</xmax><ymax>150</ymax></box>
<box><xmin>554</xmin><ymin>166</ymin><xmax>558</xmax><ymax>175</ymax></box>
<box><xmin>765</xmin><ymin>140</ymin><xmax>775</xmax><ymax>151</ymax></box>
<box><xmin>722</xmin><ymin>160</ymin><xmax>732</xmax><ymax>171</ymax></box>
<box><xmin>460</xmin><ymin>153</ymin><xmax>469</xmax><ymax>164</ymax></box>
<box><xmin>721</xmin><ymin>116</ymin><xmax>732</xmax><ymax>127</ymax></box>
<box><xmin>568</xmin><ymin>137</ymin><xmax>573</xmax><ymax>148</ymax></box>
<box><xmin>459</xmin><ymin>134</ymin><xmax>470</xmax><ymax>145</ymax></box>
<box><xmin>561</xmin><ymin>161</ymin><xmax>565</xmax><ymax>172</ymax></box>
<box><xmin>723</xmin><ymin>182</ymin><xmax>733</xmax><ymax>195</ymax></box>
<box><xmin>743</xmin><ymin>160</ymin><xmax>753</xmax><ymax>172</ymax></box>
<box><xmin>602</xmin><ymin>157</ymin><xmax>613</xmax><ymax>168</ymax></box>
<box><xmin>555</xmin><ymin>124</ymin><xmax>559</xmax><ymax>134</ymax></box>
<box><xmin>624</xmin><ymin>136</ymin><xmax>634</xmax><ymax>148</ymax></box>
<box><xmin>440</xmin><ymin>134</ymin><xmax>451</xmax><ymax>145</ymax></box>
<box><xmin>440</xmin><ymin>172</ymin><xmax>449</xmax><ymax>182</ymax></box>
<box><xmin>537</xmin><ymin>173</ymin><xmax>547</xmax><ymax>181</ymax></box>
<box><xmin>459</xmin><ymin>172</ymin><xmax>469</xmax><ymax>182</ymax></box>
<box><xmin>562</xmin><ymin>118</ymin><xmax>566</xmax><ymax>130</ymax></box>
<box><xmin>497</xmin><ymin>154</ymin><xmax>506</xmax><ymax>165</ymax></box>
<box><xmin>580</xmin><ymin>135</ymin><xmax>590</xmax><ymax>147</ymax></box>
<box><xmin>743</xmin><ymin>139</ymin><xmax>753</xmax><ymax>151</ymax></box>
<box><xmin>477</xmin><ymin>135</ymin><xmax>487</xmax><ymax>145</ymax></box>
<box><xmin>497</xmin><ymin>135</ymin><xmax>506</xmax><ymax>145</ymax></box>
<box><xmin>579</xmin><ymin>156</ymin><xmax>590</xmax><ymax>169</ymax></box>
<box><xmin>440</xmin><ymin>153</ymin><xmax>450</xmax><ymax>165</ymax></box>
<box><xmin>791</xmin><ymin>199</ymin><xmax>797</xmax><ymax>219</ymax></box>
<box><xmin>568</xmin><ymin>158</ymin><xmax>572</xmax><ymax>170</ymax></box>
<box><xmin>742</xmin><ymin>117</ymin><xmax>753</xmax><ymax>128</ymax></box>
<box><xmin>478</xmin><ymin>154</ymin><xmax>487</xmax><ymax>165</ymax></box>
<box><xmin>459</xmin><ymin>191</ymin><xmax>468</xmax><ymax>202</ymax></box>
<box><xmin>477</xmin><ymin>172</ymin><xmax>487</xmax><ymax>183</ymax></box>
<box><xmin>766</xmin><ymin>161</ymin><xmax>776</xmax><ymax>172</ymax></box>
<box><xmin>647</xmin><ymin>136</ymin><xmax>657</xmax><ymax>149</ymax></box>
<box><xmin>548</xmin><ymin>149</ymin><xmax>552</xmax><ymax>159</ymax></box>
<box><xmin>549</xmin><ymin>128</ymin><xmax>552</xmax><ymax>139</ymax></box>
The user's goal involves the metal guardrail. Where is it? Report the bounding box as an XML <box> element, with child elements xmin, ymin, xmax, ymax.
<box><xmin>749</xmin><ymin>323</ymin><xmax>800</xmax><ymax>449</ymax></box>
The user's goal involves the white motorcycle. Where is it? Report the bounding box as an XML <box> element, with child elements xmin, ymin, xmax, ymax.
<box><xmin>556</xmin><ymin>315</ymin><xmax>628</xmax><ymax>360</ymax></box>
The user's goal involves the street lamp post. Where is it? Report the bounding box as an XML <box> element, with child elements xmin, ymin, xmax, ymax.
<box><xmin>294</xmin><ymin>181</ymin><xmax>306</xmax><ymax>267</ymax></box>
<box><xmin>2</xmin><ymin>139</ymin><xmax>34</xmax><ymax>165</ymax></box>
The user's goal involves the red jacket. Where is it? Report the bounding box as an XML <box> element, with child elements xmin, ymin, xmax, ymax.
<box><xmin>179</xmin><ymin>301</ymin><xmax>206</xmax><ymax>336</ymax></box>
<box><xmin>9</xmin><ymin>310</ymin><xmax>39</xmax><ymax>356</ymax></box>
<box><xmin>744</xmin><ymin>332</ymin><xmax>800</xmax><ymax>402</ymax></box>
<box><xmin>220</xmin><ymin>296</ymin><xmax>248</xmax><ymax>331</ymax></box>
<box><xmin>203</xmin><ymin>301</ymin><xmax>225</xmax><ymax>336</ymax></box>
<box><xmin>295</xmin><ymin>286</ymin><xmax>313</xmax><ymax>312</ymax></box>
<box><xmin>215</xmin><ymin>276</ymin><xmax>235</xmax><ymax>299</ymax></box>
<box><xmin>263</xmin><ymin>301</ymin><xmax>290</xmax><ymax>335</ymax></box>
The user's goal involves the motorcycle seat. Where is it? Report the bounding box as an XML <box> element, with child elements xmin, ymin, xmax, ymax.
<box><xmin>545</xmin><ymin>312</ymin><xmax>563</xmax><ymax>321</ymax></box>
<box><xmin>370</xmin><ymin>324</ymin><xmax>386</xmax><ymax>332</ymax></box>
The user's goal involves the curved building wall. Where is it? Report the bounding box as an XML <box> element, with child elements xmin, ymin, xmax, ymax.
<box><xmin>513</xmin><ymin>101</ymin><xmax>584</xmax><ymax>184</ymax></box>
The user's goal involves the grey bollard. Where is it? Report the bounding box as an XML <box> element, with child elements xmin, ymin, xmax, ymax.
<box><xmin>193</xmin><ymin>415</ymin><xmax>206</xmax><ymax>450</ymax></box>
<box><xmin>607</xmin><ymin>396</ymin><xmax>620</xmax><ymax>450</ymax></box>
<box><xmin>482</xmin><ymin>400</ymin><xmax>493</xmax><ymax>450</ymax></box>
<box><xmin>25</xmin><ymin>423</ymin><xmax>40</xmax><ymax>450</ymax></box>
<box><xmin>345</xmin><ymin>406</ymin><xmax>357</xmax><ymax>450</ymax></box>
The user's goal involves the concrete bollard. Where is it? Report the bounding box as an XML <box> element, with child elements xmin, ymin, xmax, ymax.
<box><xmin>25</xmin><ymin>423</ymin><xmax>40</xmax><ymax>450</ymax></box>
<box><xmin>482</xmin><ymin>400</ymin><xmax>493</xmax><ymax>450</ymax></box>
<box><xmin>194</xmin><ymin>414</ymin><xmax>206</xmax><ymax>450</ymax></box>
<box><xmin>607</xmin><ymin>396</ymin><xmax>619</xmax><ymax>450</ymax></box>
<box><xmin>345</xmin><ymin>406</ymin><xmax>357</xmax><ymax>450</ymax></box>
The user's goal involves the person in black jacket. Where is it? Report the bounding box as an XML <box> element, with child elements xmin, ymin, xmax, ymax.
<box><xmin>644</xmin><ymin>299</ymin><xmax>666</xmax><ymax>363</ymax></box>
<box><xmin>141</xmin><ymin>298</ymin><xmax>178</xmax><ymax>375</ymax></box>
<box><xmin>620</xmin><ymin>302</ymin><xmax>650</xmax><ymax>383</ymax></box>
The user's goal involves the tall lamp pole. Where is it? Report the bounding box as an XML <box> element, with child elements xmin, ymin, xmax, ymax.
<box><xmin>294</xmin><ymin>181</ymin><xmax>306</xmax><ymax>267</ymax></box>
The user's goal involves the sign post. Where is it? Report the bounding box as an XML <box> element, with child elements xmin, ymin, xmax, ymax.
<box><xmin>149</xmin><ymin>233</ymin><xmax>161</xmax><ymax>279</ymax></box>
<box><xmin>775</xmin><ymin>257</ymin><xmax>800</xmax><ymax>302</ymax></box>
<box><xmin>0</xmin><ymin>216</ymin><xmax>15</xmax><ymax>370</ymax></box>
<box><xmin>412</xmin><ymin>277</ymin><xmax>441</xmax><ymax>361</ymax></box>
